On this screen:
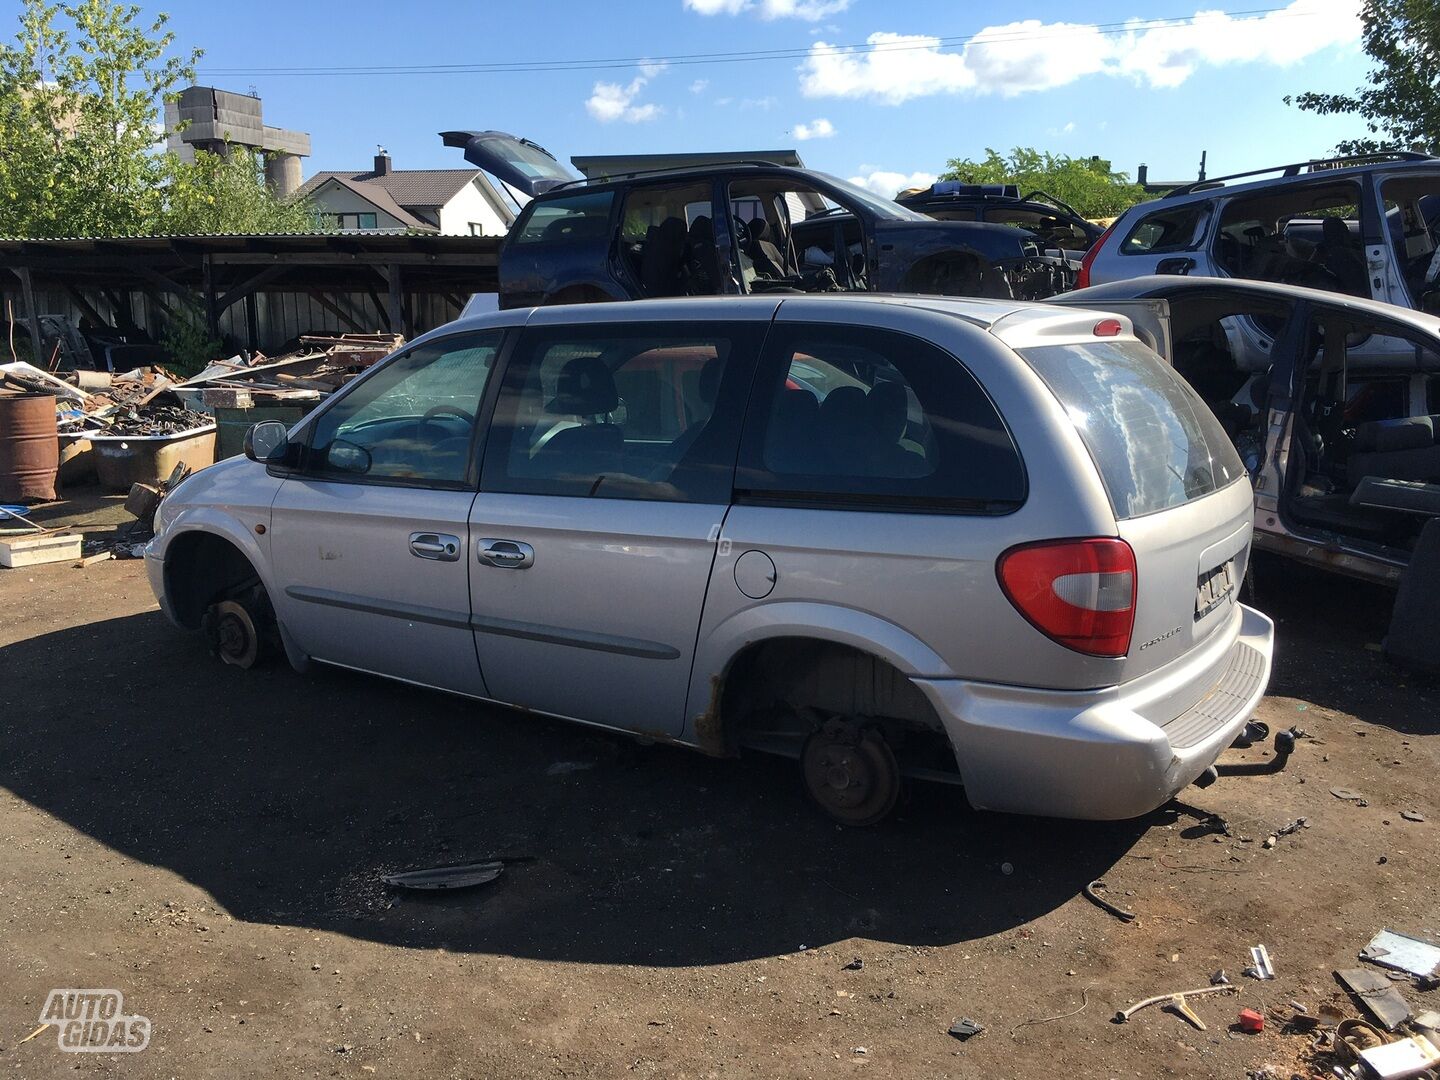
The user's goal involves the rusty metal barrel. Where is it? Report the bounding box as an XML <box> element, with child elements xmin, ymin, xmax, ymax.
<box><xmin>0</xmin><ymin>392</ymin><xmax>59</xmax><ymax>502</ymax></box>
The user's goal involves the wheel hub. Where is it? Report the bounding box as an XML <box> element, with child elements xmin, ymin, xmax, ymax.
<box><xmin>209</xmin><ymin>599</ymin><xmax>260</xmax><ymax>668</ymax></box>
<box><xmin>801</xmin><ymin>721</ymin><xmax>900</xmax><ymax>826</ymax></box>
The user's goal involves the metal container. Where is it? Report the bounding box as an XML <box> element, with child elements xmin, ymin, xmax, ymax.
<box><xmin>215</xmin><ymin>404</ymin><xmax>308</xmax><ymax>461</ymax></box>
<box><xmin>89</xmin><ymin>426</ymin><xmax>216</xmax><ymax>492</ymax></box>
<box><xmin>0</xmin><ymin>392</ymin><xmax>59</xmax><ymax>502</ymax></box>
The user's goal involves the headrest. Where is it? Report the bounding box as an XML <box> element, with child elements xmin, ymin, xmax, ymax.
<box><xmin>820</xmin><ymin>385</ymin><xmax>867</xmax><ymax>429</ymax></box>
<box><xmin>1355</xmin><ymin>415</ymin><xmax>1434</xmax><ymax>452</ymax></box>
<box><xmin>546</xmin><ymin>356</ymin><xmax>618</xmax><ymax>415</ymax></box>
<box><xmin>1322</xmin><ymin>216</ymin><xmax>1351</xmax><ymax>243</ymax></box>
<box><xmin>866</xmin><ymin>381</ymin><xmax>908</xmax><ymax>441</ymax></box>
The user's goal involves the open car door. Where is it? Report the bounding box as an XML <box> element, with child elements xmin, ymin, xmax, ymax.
<box><xmin>1044</xmin><ymin>295</ymin><xmax>1174</xmax><ymax>361</ymax></box>
<box><xmin>439</xmin><ymin>130</ymin><xmax>579</xmax><ymax>198</ymax></box>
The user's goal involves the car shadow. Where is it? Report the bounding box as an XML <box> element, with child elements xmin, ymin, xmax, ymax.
<box><xmin>1248</xmin><ymin>553</ymin><xmax>1438</xmax><ymax>736</ymax></box>
<box><xmin>0</xmin><ymin>610</ymin><xmax>1152</xmax><ymax>966</ymax></box>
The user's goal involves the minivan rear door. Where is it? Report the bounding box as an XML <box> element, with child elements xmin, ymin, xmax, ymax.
<box><xmin>440</xmin><ymin>130</ymin><xmax>578</xmax><ymax>198</ymax></box>
<box><xmin>1020</xmin><ymin>337</ymin><xmax>1253</xmax><ymax>682</ymax></box>
<box><xmin>1043</xmin><ymin>297</ymin><xmax>1173</xmax><ymax>360</ymax></box>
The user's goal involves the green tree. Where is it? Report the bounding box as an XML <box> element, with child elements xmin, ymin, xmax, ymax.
<box><xmin>162</xmin><ymin>146</ymin><xmax>322</xmax><ymax>234</ymax></box>
<box><xmin>0</xmin><ymin>0</ymin><xmax>317</xmax><ymax>238</ymax></box>
<box><xmin>1285</xmin><ymin>0</ymin><xmax>1440</xmax><ymax>154</ymax></box>
<box><xmin>940</xmin><ymin>148</ymin><xmax>1147</xmax><ymax>219</ymax></box>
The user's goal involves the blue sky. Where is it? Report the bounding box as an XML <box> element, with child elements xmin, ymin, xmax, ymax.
<box><xmin>152</xmin><ymin>0</ymin><xmax>1371</xmax><ymax>194</ymax></box>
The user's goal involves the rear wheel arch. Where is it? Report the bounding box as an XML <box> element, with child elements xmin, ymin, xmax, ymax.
<box><xmin>702</xmin><ymin>636</ymin><xmax>952</xmax><ymax>760</ymax></box>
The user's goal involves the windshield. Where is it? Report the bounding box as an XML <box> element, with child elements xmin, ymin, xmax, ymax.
<box><xmin>1022</xmin><ymin>340</ymin><xmax>1246</xmax><ymax>519</ymax></box>
<box><xmin>813</xmin><ymin>173</ymin><xmax>930</xmax><ymax>222</ymax></box>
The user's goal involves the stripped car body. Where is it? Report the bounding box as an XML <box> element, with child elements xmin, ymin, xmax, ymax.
<box><xmin>441</xmin><ymin>130</ymin><xmax>1076</xmax><ymax>307</ymax></box>
<box><xmin>897</xmin><ymin>181</ymin><xmax>1103</xmax><ymax>260</ymax></box>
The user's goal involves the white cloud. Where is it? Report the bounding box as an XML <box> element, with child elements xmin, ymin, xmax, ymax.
<box><xmin>801</xmin><ymin>0</ymin><xmax>1360</xmax><ymax>103</ymax></box>
<box><xmin>847</xmin><ymin>169</ymin><xmax>938</xmax><ymax>198</ymax></box>
<box><xmin>685</xmin><ymin>0</ymin><xmax>850</xmax><ymax>20</ymax></box>
<box><xmin>1117</xmin><ymin>0</ymin><xmax>1362</xmax><ymax>88</ymax></box>
<box><xmin>793</xmin><ymin>117</ymin><xmax>836</xmax><ymax>140</ymax></box>
<box><xmin>689</xmin><ymin>78</ymin><xmax>709</xmax><ymax>94</ymax></box>
<box><xmin>586</xmin><ymin>61</ymin><xmax>669</xmax><ymax>123</ymax></box>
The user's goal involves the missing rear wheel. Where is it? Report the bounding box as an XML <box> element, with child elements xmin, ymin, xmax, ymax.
<box><xmin>800</xmin><ymin>721</ymin><xmax>901</xmax><ymax>827</ymax></box>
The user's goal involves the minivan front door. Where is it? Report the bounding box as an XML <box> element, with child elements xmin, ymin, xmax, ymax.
<box><xmin>467</xmin><ymin>314</ymin><xmax>768</xmax><ymax>735</ymax></box>
<box><xmin>270</xmin><ymin>330</ymin><xmax>504</xmax><ymax>695</ymax></box>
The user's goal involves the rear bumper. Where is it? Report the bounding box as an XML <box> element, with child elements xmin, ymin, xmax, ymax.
<box><xmin>913</xmin><ymin>603</ymin><xmax>1275</xmax><ymax>820</ymax></box>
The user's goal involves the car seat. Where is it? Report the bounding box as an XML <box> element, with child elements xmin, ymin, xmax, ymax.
<box><xmin>640</xmin><ymin>217</ymin><xmax>689</xmax><ymax>297</ymax></box>
<box><xmin>766</xmin><ymin>388</ymin><xmax>824</xmax><ymax>474</ymax></box>
<box><xmin>535</xmin><ymin>356</ymin><xmax>624</xmax><ymax>477</ymax></box>
<box><xmin>863</xmin><ymin>381</ymin><xmax>929</xmax><ymax>477</ymax></box>
<box><xmin>686</xmin><ymin>216</ymin><xmax>720</xmax><ymax>295</ymax></box>
<box><xmin>746</xmin><ymin>218</ymin><xmax>789</xmax><ymax>279</ymax></box>
<box><xmin>1316</xmin><ymin>217</ymin><xmax>1369</xmax><ymax>297</ymax></box>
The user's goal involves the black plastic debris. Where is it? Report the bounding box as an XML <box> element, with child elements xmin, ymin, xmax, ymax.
<box><xmin>382</xmin><ymin>860</ymin><xmax>505</xmax><ymax>891</ymax></box>
<box><xmin>842</xmin><ymin>957</ymin><xmax>864</xmax><ymax>971</ymax></box>
<box><xmin>947</xmin><ymin>1018</ymin><xmax>984</xmax><ymax>1041</ymax></box>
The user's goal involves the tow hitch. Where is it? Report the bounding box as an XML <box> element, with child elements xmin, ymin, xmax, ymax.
<box><xmin>1192</xmin><ymin>723</ymin><xmax>1300</xmax><ymax>789</ymax></box>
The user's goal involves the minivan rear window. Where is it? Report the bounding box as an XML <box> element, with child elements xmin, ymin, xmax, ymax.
<box><xmin>1021</xmin><ymin>340</ymin><xmax>1246</xmax><ymax>519</ymax></box>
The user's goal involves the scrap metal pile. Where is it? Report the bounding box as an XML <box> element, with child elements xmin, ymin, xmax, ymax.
<box><xmin>0</xmin><ymin>332</ymin><xmax>401</xmax><ymax>434</ymax></box>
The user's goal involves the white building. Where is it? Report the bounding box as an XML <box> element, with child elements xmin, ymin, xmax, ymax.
<box><xmin>297</xmin><ymin>151</ymin><xmax>516</xmax><ymax>235</ymax></box>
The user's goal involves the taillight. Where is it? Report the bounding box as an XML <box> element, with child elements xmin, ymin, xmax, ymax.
<box><xmin>1076</xmin><ymin>222</ymin><xmax>1117</xmax><ymax>290</ymax></box>
<box><xmin>997</xmin><ymin>538</ymin><xmax>1137</xmax><ymax>658</ymax></box>
<box><xmin>1092</xmin><ymin>318</ymin><xmax>1123</xmax><ymax>337</ymax></box>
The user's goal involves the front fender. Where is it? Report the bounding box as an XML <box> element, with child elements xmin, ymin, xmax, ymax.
<box><xmin>682</xmin><ymin>601</ymin><xmax>955</xmax><ymax>749</ymax></box>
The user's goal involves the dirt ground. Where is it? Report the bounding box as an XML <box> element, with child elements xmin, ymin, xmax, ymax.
<box><xmin>1</xmin><ymin>511</ymin><xmax>1437</xmax><ymax>1078</ymax></box>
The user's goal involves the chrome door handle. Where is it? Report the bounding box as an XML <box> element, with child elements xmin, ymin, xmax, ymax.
<box><xmin>409</xmin><ymin>532</ymin><xmax>461</xmax><ymax>562</ymax></box>
<box><xmin>477</xmin><ymin>538</ymin><xmax>534</xmax><ymax>569</ymax></box>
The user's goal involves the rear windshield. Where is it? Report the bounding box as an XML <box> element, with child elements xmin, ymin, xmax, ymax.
<box><xmin>1021</xmin><ymin>340</ymin><xmax>1246</xmax><ymax>519</ymax></box>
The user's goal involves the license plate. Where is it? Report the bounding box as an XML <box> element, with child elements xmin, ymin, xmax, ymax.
<box><xmin>1195</xmin><ymin>560</ymin><xmax>1235</xmax><ymax>620</ymax></box>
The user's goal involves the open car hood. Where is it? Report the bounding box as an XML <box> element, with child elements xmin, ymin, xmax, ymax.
<box><xmin>439</xmin><ymin>130</ymin><xmax>578</xmax><ymax>198</ymax></box>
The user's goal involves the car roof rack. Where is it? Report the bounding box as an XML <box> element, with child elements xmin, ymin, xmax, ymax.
<box><xmin>1163</xmin><ymin>151</ymin><xmax>1436</xmax><ymax>198</ymax></box>
<box><xmin>545</xmin><ymin>160</ymin><xmax>798</xmax><ymax>193</ymax></box>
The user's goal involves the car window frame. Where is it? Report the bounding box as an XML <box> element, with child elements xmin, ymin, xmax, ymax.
<box><xmin>286</xmin><ymin>327</ymin><xmax>514</xmax><ymax>493</ymax></box>
<box><xmin>1119</xmin><ymin>200</ymin><xmax>1211</xmax><ymax>256</ymax></box>
<box><xmin>734</xmin><ymin>322</ymin><xmax>1028</xmax><ymax>515</ymax></box>
<box><xmin>478</xmin><ymin>318</ymin><xmax>767</xmax><ymax>505</ymax></box>
<box><xmin>508</xmin><ymin>190</ymin><xmax>617</xmax><ymax>249</ymax></box>
<box><xmin>613</xmin><ymin>178</ymin><xmax>726</xmax><ymax>298</ymax></box>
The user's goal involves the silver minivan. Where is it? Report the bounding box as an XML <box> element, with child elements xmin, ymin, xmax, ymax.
<box><xmin>146</xmin><ymin>295</ymin><xmax>1274</xmax><ymax>824</ymax></box>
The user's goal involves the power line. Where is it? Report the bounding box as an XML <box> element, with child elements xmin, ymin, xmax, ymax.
<box><xmin>196</xmin><ymin>6</ymin><xmax>1305</xmax><ymax>77</ymax></box>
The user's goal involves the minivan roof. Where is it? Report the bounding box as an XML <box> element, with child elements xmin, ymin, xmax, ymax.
<box><xmin>424</xmin><ymin>292</ymin><xmax>1142</xmax><ymax>349</ymax></box>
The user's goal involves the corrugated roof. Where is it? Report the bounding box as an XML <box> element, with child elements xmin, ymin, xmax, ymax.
<box><xmin>296</xmin><ymin>168</ymin><xmax>481</xmax><ymax>211</ymax></box>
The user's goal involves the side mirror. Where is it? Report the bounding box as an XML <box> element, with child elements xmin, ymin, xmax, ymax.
<box><xmin>244</xmin><ymin>420</ymin><xmax>290</xmax><ymax>464</ymax></box>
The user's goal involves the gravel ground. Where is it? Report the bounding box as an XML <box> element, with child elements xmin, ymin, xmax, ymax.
<box><xmin>0</xmin><ymin>543</ymin><xmax>1436</xmax><ymax>1079</ymax></box>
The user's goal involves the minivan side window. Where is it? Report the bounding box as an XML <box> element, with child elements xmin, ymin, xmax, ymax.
<box><xmin>304</xmin><ymin>331</ymin><xmax>503</xmax><ymax>486</ymax></box>
<box><xmin>511</xmin><ymin>192</ymin><xmax>614</xmax><ymax>246</ymax></box>
<box><xmin>1121</xmin><ymin>204</ymin><xmax>1207</xmax><ymax>255</ymax></box>
<box><xmin>736</xmin><ymin>325</ymin><xmax>1026</xmax><ymax>510</ymax></box>
<box><xmin>481</xmin><ymin>322</ymin><xmax>762</xmax><ymax>503</ymax></box>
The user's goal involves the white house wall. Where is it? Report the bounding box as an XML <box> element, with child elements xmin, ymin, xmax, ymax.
<box><xmin>438</xmin><ymin>179</ymin><xmax>511</xmax><ymax>236</ymax></box>
<box><xmin>307</xmin><ymin>185</ymin><xmax>410</xmax><ymax>230</ymax></box>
